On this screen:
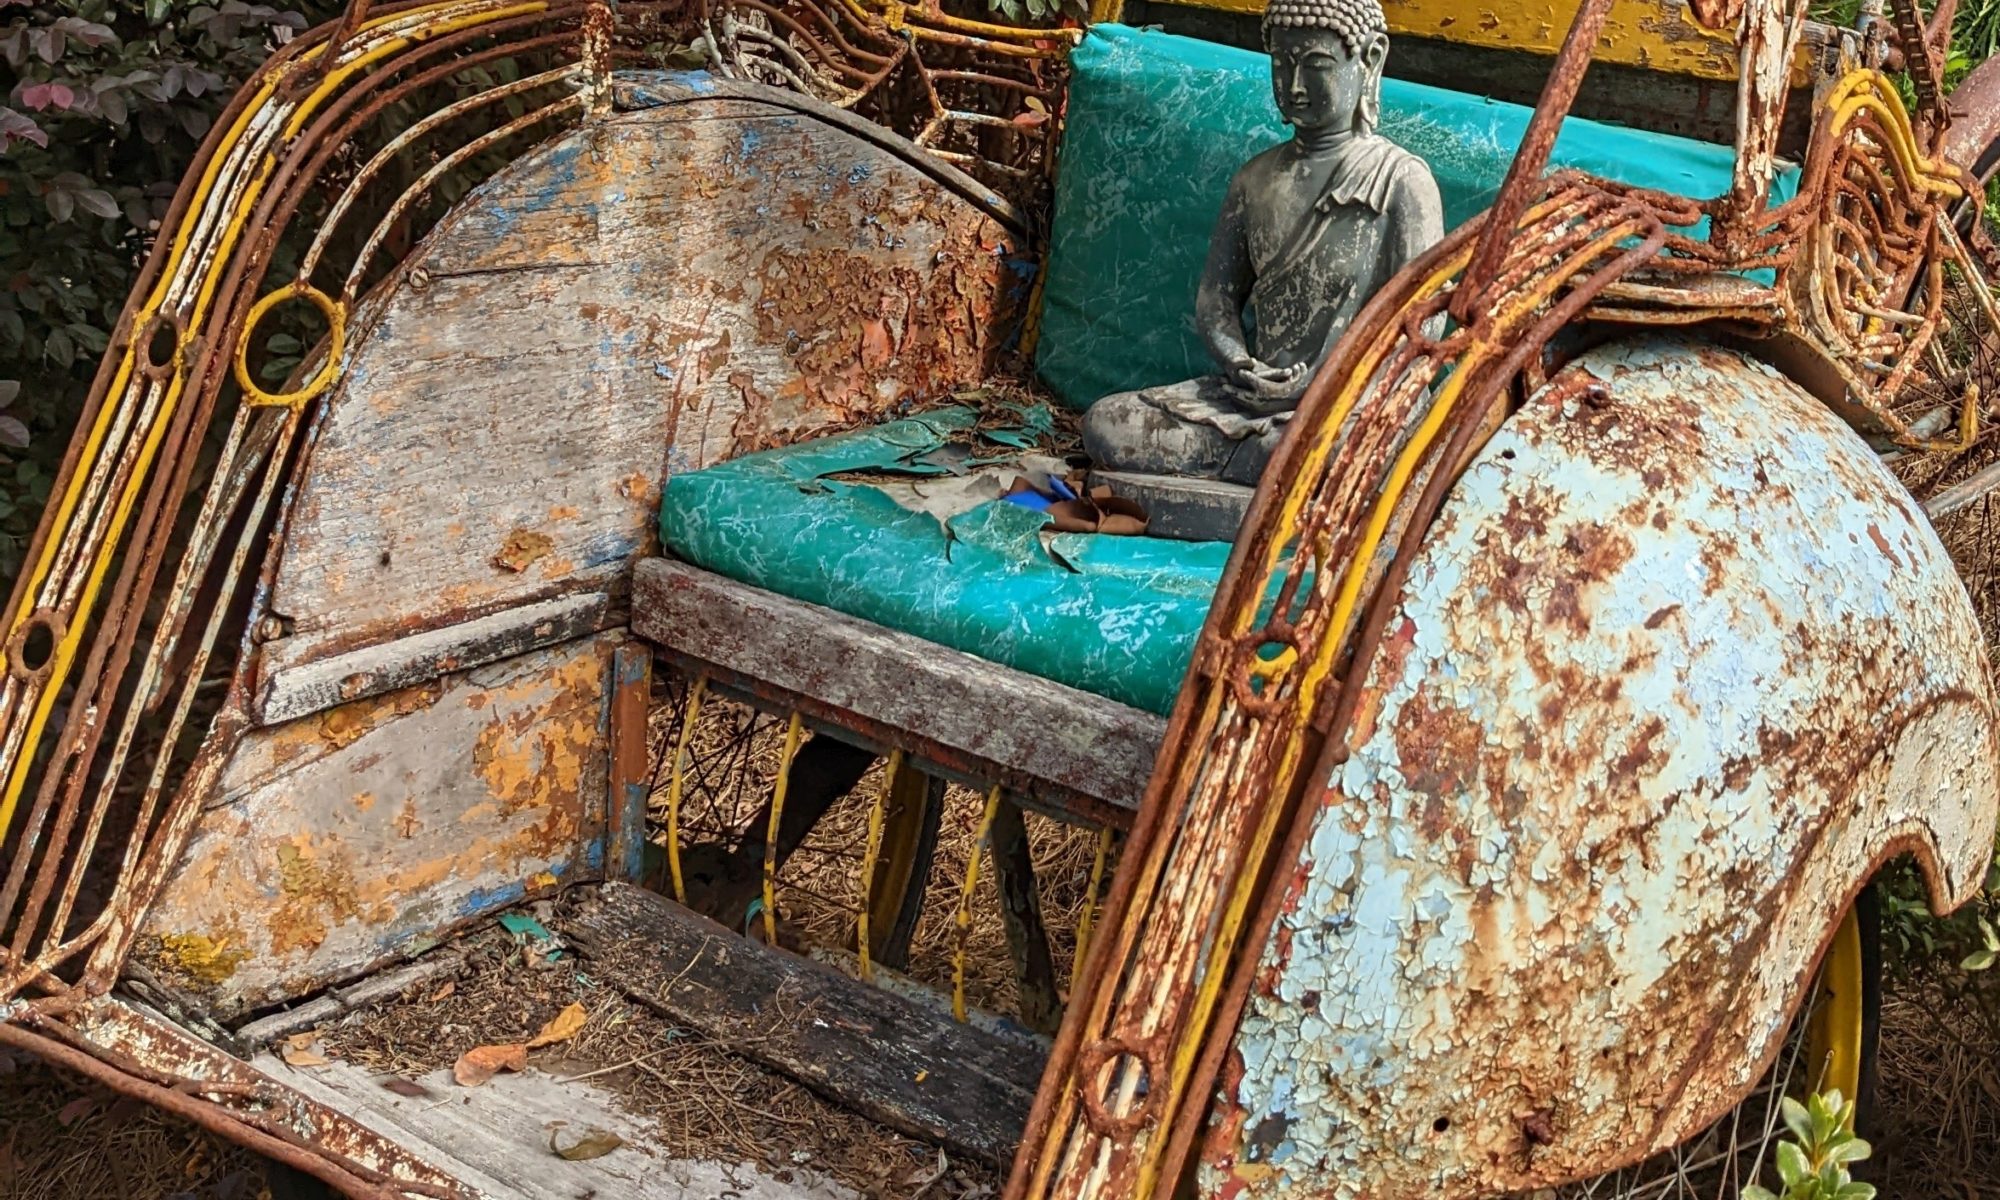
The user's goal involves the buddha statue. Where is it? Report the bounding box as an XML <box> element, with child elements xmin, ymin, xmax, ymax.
<box><xmin>1082</xmin><ymin>0</ymin><xmax>1445</xmax><ymax>486</ymax></box>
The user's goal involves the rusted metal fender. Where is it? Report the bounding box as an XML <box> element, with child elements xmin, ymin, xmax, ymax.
<box><xmin>1201</xmin><ymin>335</ymin><xmax>2000</xmax><ymax>1199</ymax></box>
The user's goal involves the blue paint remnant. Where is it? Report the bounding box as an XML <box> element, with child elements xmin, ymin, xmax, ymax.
<box><xmin>460</xmin><ymin>878</ymin><xmax>528</xmax><ymax>917</ymax></box>
<box><xmin>654</xmin><ymin>363</ymin><xmax>677</xmax><ymax>380</ymax></box>
<box><xmin>847</xmin><ymin>162</ymin><xmax>873</xmax><ymax>185</ymax></box>
<box><xmin>622</xmin><ymin>68</ymin><xmax>722</xmax><ymax>97</ymax></box>
<box><xmin>739</xmin><ymin>124</ymin><xmax>765</xmax><ymax>157</ymax></box>
<box><xmin>576</xmin><ymin>528</ymin><xmax>645</xmax><ymax>569</ymax></box>
<box><xmin>586</xmin><ymin>835</ymin><xmax>609</xmax><ymax>875</ymax></box>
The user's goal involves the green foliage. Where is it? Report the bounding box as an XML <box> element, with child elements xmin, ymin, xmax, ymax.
<box><xmin>975</xmin><ymin>0</ymin><xmax>1088</xmax><ymax>30</ymax></box>
<box><xmin>0</xmin><ymin>0</ymin><xmax>342</xmax><ymax>580</ymax></box>
<box><xmin>1961</xmin><ymin>912</ymin><xmax>1999</xmax><ymax>971</ymax></box>
<box><xmin>1741</xmin><ymin>1091</ymin><xmax>1876</xmax><ymax>1200</ymax></box>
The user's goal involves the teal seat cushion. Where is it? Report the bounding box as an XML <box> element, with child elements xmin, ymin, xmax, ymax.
<box><xmin>1035</xmin><ymin>24</ymin><xmax>1793</xmax><ymax>409</ymax></box>
<box><xmin>660</xmin><ymin>408</ymin><xmax>1250</xmax><ymax>715</ymax></box>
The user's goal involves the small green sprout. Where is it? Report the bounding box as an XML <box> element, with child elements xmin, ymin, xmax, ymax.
<box><xmin>1961</xmin><ymin>916</ymin><xmax>1999</xmax><ymax>972</ymax></box>
<box><xmin>1742</xmin><ymin>1091</ymin><xmax>1875</xmax><ymax>1200</ymax></box>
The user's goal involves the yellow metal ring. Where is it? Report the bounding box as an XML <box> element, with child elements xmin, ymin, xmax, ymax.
<box><xmin>234</xmin><ymin>282</ymin><xmax>346</xmax><ymax>407</ymax></box>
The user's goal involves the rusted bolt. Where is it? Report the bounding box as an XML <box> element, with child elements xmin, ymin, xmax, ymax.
<box><xmin>254</xmin><ymin>616</ymin><xmax>287</xmax><ymax>644</ymax></box>
<box><xmin>1580</xmin><ymin>384</ymin><xmax>1612</xmax><ymax>410</ymax></box>
<box><xmin>408</xmin><ymin>266</ymin><xmax>432</xmax><ymax>293</ymax></box>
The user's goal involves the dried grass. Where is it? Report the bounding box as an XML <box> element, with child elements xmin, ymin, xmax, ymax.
<box><xmin>0</xmin><ymin>1051</ymin><xmax>267</xmax><ymax>1200</ymax></box>
<box><xmin>1870</xmin><ymin>987</ymin><xmax>2000</xmax><ymax>1197</ymax></box>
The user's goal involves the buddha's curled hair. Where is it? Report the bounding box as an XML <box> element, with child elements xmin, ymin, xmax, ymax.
<box><xmin>1260</xmin><ymin>0</ymin><xmax>1387</xmax><ymax>56</ymax></box>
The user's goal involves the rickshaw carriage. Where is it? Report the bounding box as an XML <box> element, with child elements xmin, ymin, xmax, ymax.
<box><xmin>3</xmin><ymin>0</ymin><xmax>2000</xmax><ymax>1196</ymax></box>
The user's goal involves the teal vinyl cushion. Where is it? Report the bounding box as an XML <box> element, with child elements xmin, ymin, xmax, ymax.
<box><xmin>1034</xmin><ymin>23</ymin><xmax>1794</xmax><ymax>408</ymax></box>
<box><xmin>659</xmin><ymin>409</ymin><xmax>1255</xmax><ymax>715</ymax></box>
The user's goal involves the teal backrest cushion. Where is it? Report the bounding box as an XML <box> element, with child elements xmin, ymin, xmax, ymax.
<box><xmin>1036</xmin><ymin>24</ymin><xmax>1771</xmax><ymax>409</ymax></box>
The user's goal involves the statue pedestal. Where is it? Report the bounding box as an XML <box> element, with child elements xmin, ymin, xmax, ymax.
<box><xmin>1087</xmin><ymin>470</ymin><xmax>1253</xmax><ymax>543</ymax></box>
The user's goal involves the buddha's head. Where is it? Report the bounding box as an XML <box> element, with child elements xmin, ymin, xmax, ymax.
<box><xmin>1262</xmin><ymin>0</ymin><xmax>1388</xmax><ymax>138</ymax></box>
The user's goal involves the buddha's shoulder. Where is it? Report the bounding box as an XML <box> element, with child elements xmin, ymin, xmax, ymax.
<box><xmin>1369</xmin><ymin>137</ymin><xmax>1442</xmax><ymax>204</ymax></box>
<box><xmin>1360</xmin><ymin>136</ymin><xmax>1435</xmax><ymax>180</ymax></box>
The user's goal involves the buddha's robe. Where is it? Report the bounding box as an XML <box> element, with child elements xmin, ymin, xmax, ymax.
<box><xmin>1083</xmin><ymin>132</ymin><xmax>1443</xmax><ymax>486</ymax></box>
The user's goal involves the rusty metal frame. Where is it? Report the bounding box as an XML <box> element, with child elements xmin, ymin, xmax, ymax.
<box><xmin>698</xmin><ymin>0</ymin><xmax>1072</xmax><ymax>210</ymax></box>
<box><xmin>2</xmin><ymin>0</ymin><xmax>1997</xmax><ymax>1193</ymax></box>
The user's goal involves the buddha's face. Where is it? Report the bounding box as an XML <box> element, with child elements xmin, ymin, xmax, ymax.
<box><xmin>1267</xmin><ymin>25</ymin><xmax>1383</xmax><ymax>135</ymax></box>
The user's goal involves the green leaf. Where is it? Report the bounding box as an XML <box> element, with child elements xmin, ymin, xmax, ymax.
<box><xmin>1827</xmin><ymin>1137</ymin><xmax>1872</xmax><ymax>1165</ymax></box>
<box><xmin>1776</xmin><ymin>1140</ymin><xmax>1810</xmax><ymax>1188</ymax></box>
<box><xmin>1742</xmin><ymin>1187</ymin><xmax>1779</xmax><ymax>1200</ymax></box>
<box><xmin>1780</xmin><ymin>1095</ymin><xmax>1813</xmax><ymax>1146</ymax></box>
<box><xmin>1960</xmin><ymin>947</ymin><xmax>1997</xmax><ymax>970</ymax></box>
<box><xmin>74</xmin><ymin>188</ymin><xmax>119</xmax><ymax>221</ymax></box>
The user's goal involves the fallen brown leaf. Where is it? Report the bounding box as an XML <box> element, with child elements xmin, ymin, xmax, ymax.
<box><xmin>428</xmin><ymin>980</ymin><xmax>456</xmax><ymax>1002</ymax></box>
<box><xmin>381</xmin><ymin>1077</ymin><xmax>432</xmax><ymax>1098</ymax></box>
<box><xmin>550</xmin><ymin>1126</ymin><xmax>623</xmax><ymax>1161</ymax></box>
<box><xmin>282</xmin><ymin>1045</ymin><xmax>330</xmax><ymax>1068</ymax></box>
<box><xmin>453</xmin><ymin>1043</ymin><xmax>526</xmax><ymax>1087</ymax></box>
<box><xmin>284</xmin><ymin>1031</ymin><xmax>319</xmax><ymax>1051</ymax></box>
<box><xmin>526</xmin><ymin>1001</ymin><xmax>587</xmax><ymax>1049</ymax></box>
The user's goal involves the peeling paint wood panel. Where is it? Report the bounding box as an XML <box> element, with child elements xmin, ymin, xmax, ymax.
<box><xmin>137</xmin><ymin>635</ymin><xmax>618</xmax><ymax>1018</ymax></box>
<box><xmin>252</xmin><ymin>1050</ymin><xmax>856</xmax><ymax>1200</ymax></box>
<box><xmin>1206</xmin><ymin>337</ymin><xmax>2000</xmax><ymax>1200</ymax></box>
<box><xmin>261</xmin><ymin>87</ymin><xmax>1020</xmax><ymax>682</ymax></box>
<box><xmin>633</xmin><ymin>558</ymin><xmax>1164</xmax><ymax>823</ymax></box>
<box><xmin>568</xmin><ymin>882</ymin><xmax>1045</xmax><ymax>1165</ymax></box>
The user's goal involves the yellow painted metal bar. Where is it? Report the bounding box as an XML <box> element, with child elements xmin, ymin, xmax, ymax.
<box><xmin>1070</xmin><ymin>825</ymin><xmax>1114</xmax><ymax>982</ymax></box>
<box><xmin>762</xmin><ymin>712</ymin><xmax>806</xmax><ymax>945</ymax></box>
<box><xmin>855</xmin><ymin>748</ymin><xmax>903</xmax><ymax>982</ymax></box>
<box><xmin>837</xmin><ymin>0</ymin><xmax>1077</xmax><ymax>46</ymax></box>
<box><xmin>1150</xmin><ymin>0</ymin><xmax>1809</xmax><ymax>85</ymax></box>
<box><xmin>1822</xmin><ymin>70</ymin><xmax>1964</xmax><ymax>199</ymax></box>
<box><xmin>664</xmin><ymin>676</ymin><xmax>708</xmax><ymax>905</ymax></box>
<box><xmin>1804</xmin><ymin>905</ymin><xmax>1865</xmax><ymax>1106</ymax></box>
<box><xmin>953</xmin><ymin>784</ymin><xmax>1004</xmax><ymax>1023</ymax></box>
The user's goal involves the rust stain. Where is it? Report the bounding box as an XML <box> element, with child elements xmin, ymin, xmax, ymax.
<box><xmin>492</xmin><ymin>528</ymin><xmax>555</xmax><ymax>573</ymax></box>
<box><xmin>270</xmin><ymin>840</ymin><xmax>361</xmax><ymax>957</ymax></box>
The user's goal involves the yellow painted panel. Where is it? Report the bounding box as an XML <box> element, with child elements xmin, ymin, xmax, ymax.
<box><xmin>1149</xmin><ymin>0</ymin><xmax>1806</xmax><ymax>84</ymax></box>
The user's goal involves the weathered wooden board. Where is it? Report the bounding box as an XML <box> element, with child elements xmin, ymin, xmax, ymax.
<box><xmin>137</xmin><ymin>635</ymin><xmax>619</xmax><ymax>1018</ymax></box>
<box><xmin>254</xmin><ymin>592</ymin><xmax>610</xmax><ymax>725</ymax></box>
<box><xmin>255</xmin><ymin>1050</ymin><xmax>855</xmax><ymax>1200</ymax></box>
<box><xmin>258</xmin><ymin>82</ymin><xmax>1021</xmax><ymax>697</ymax></box>
<box><xmin>632</xmin><ymin>558</ymin><xmax>1165</xmax><ymax>824</ymax></box>
<box><xmin>567</xmin><ymin>882</ymin><xmax>1046</xmax><ymax>1167</ymax></box>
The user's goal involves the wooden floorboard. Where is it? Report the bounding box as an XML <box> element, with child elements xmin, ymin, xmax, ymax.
<box><xmin>258</xmin><ymin>1052</ymin><xmax>854</xmax><ymax>1200</ymax></box>
<box><xmin>566</xmin><ymin>882</ymin><xmax>1045</xmax><ymax>1166</ymax></box>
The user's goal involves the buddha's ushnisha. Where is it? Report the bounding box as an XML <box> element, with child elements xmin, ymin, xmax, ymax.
<box><xmin>1083</xmin><ymin>0</ymin><xmax>1444</xmax><ymax>485</ymax></box>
